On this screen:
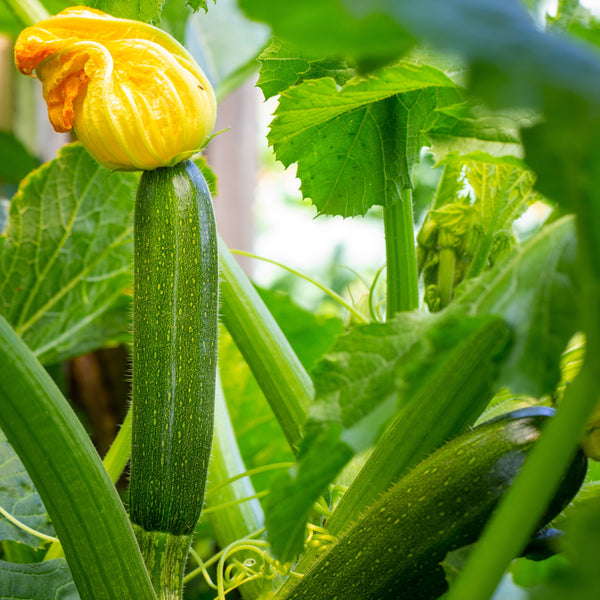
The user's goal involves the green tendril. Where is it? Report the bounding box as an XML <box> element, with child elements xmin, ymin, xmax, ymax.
<box><xmin>369</xmin><ymin>265</ymin><xmax>386</xmax><ymax>322</ymax></box>
<box><xmin>201</xmin><ymin>491</ymin><xmax>269</xmax><ymax>516</ymax></box>
<box><xmin>205</xmin><ymin>462</ymin><xmax>295</xmax><ymax>496</ymax></box>
<box><xmin>230</xmin><ymin>249</ymin><xmax>369</xmax><ymax>323</ymax></box>
<box><xmin>0</xmin><ymin>504</ymin><xmax>58</xmax><ymax>543</ymax></box>
<box><xmin>305</xmin><ymin>523</ymin><xmax>337</xmax><ymax>555</ymax></box>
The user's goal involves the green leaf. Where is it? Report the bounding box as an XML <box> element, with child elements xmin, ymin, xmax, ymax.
<box><xmin>269</xmin><ymin>63</ymin><xmax>461</xmax><ymax>217</ymax></box>
<box><xmin>456</xmin><ymin>153</ymin><xmax>538</xmax><ymax>276</ymax></box>
<box><xmin>344</xmin><ymin>0</ymin><xmax>600</xmax><ymax>107</ymax></box>
<box><xmin>265</xmin><ymin>312</ymin><xmax>510</xmax><ymax>560</ymax></box>
<box><xmin>455</xmin><ymin>216</ymin><xmax>578</xmax><ymax>397</ymax></box>
<box><xmin>0</xmin><ymin>131</ymin><xmax>38</xmax><ymax>185</ymax></box>
<box><xmin>0</xmin><ymin>559</ymin><xmax>78</xmax><ymax>600</ymax></box>
<box><xmin>257</xmin><ymin>38</ymin><xmax>355</xmax><ymax>100</ymax></box>
<box><xmin>239</xmin><ymin>0</ymin><xmax>414</xmax><ymax>65</ymax></box>
<box><xmin>0</xmin><ymin>143</ymin><xmax>138</xmax><ymax>364</ymax></box>
<box><xmin>187</xmin><ymin>0</ymin><xmax>214</xmax><ymax>12</ymax></box>
<box><xmin>426</xmin><ymin>102</ymin><xmax>539</xmax><ymax>161</ymax></box>
<box><xmin>186</xmin><ymin>0</ymin><xmax>270</xmax><ymax>99</ymax></box>
<box><xmin>86</xmin><ymin>0</ymin><xmax>162</xmax><ymax>23</ymax></box>
<box><xmin>43</xmin><ymin>294</ymin><xmax>132</xmax><ymax>363</ymax></box>
<box><xmin>158</xmin><ymin>0</ymin><xmax>192</xmax><ymax>43</ymax></box>
<box><xmin>0</xmin><ymin>429</ymin><xmax>54</xmax><ymax>548</ymax></box>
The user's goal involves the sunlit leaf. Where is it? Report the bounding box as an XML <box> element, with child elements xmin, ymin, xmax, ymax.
<box><xmin>86</xmin><ymin>0</ymin><xmax>162</xmax><ymax>22</ymax></box>
<box><xmin>419</xmin><ymin>153</ymin><xmax>539</xmax><ymax>310</ymax></box>
<box><xmin>257</xmin><ymin>38</ymin><xmax>354</xmax><ymax>100</ymax></box>
<box><xmin>426</xmin><ymin>102</ymin><xmax>539</xmax><ymax>161</ymax></box>
<box><xmin>187</xmin><ymin>0</ymin><xmax>214</xmax><ymax>12</ymax></box>
<box><xmin>269</xmin><ymin>63</ymin><xmax>461</xmax><ymax>217</ymax></box>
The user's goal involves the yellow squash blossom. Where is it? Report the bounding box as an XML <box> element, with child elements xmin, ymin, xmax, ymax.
<box><xmin>14</xmin><ymin>7</ymin><xmax>217</xmax><ymax>171</ymax></box>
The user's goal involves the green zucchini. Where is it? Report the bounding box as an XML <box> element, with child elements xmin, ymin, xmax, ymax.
<box><xmin>283</xmin><ymin>407</ymin><xmax>587</xmax><ymax>600</ymax></box>
<box><xmin>129</xmin><ymin>160</ymin><xmax>218</xmax><ymax>595</ymax></box>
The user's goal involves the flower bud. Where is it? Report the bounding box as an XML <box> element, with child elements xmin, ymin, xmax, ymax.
<box><xmin>14</xmin><ymin>7</ymin><xmax>217</xmax><ymax>171</ymax></box>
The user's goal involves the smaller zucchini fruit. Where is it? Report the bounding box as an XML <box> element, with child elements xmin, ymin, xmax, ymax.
<box><xmin>283</xmin><ymin>407</ymin><xmax>588</xmax><ymax>600</ymax></box>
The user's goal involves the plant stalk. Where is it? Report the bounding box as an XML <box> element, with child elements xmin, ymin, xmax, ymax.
<box><xmin>383</xmin><ymin>189</ymin><xmax>419</xmax><ymax>318</ymax></box>
<box><xmin>0</xmin><ymin>314</ymin><xmax>156</xmax><ymax>600</ymax></box>
<box><xmin>218</xmin><ymin>237</ymin><xmax>312</xmax><ymax>452</ymax></box>
<box><xmin>133</xmin><ymin>525</ymin><xmax>192</xmax><ymax>600</ymax></box>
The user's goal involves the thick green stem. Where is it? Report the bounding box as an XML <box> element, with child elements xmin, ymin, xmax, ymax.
<box><xmin>45</xmin><ymin>403</ymin><xmax>132</xmax><ymax>561</ymax></box>
<box><xmin>218</xmin><ymin>238</ymin><xmax>311</xmax><ymax>452</ymax></box>
<box><xmin>133</xmin><ymin>525</ymin><xmax>192</xmax><ymax>600</ymax></box>
<box><xmin>437</xmin><ymin>246</ymin><xmax>456</xmax><ymax>308</ymax></box>
<box><xmin>383</xmin><ymin>190</ymin><xmax>419</xmax><ymax>318</ymax></box>
<box><xmin>0</xmin><ymin>315</ymin><xmax>156</xmax><ymax>600</ymax></box>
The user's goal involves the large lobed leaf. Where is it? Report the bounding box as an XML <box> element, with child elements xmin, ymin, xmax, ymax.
<box><xmin>0</xmin><ymin>143</ymin><xmax>138</xmax><ymax>364</ymax></box>
<box><xmin>0</xmin><ymin>559</ymin><xmax>78</xmax><ymax>600</ymax></box>
<box><xmin>257</xmin><ymin>38</ymin><xmax>355</xmax><ymax>100</ymax></box>
<box><xmin>269</xmin><ymin>63</ymin><xmax>462</xmax><ymax>217</ymax></box>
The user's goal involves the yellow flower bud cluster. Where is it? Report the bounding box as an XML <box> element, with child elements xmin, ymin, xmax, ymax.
<box><xmin>14</xmin><ymin>7</ymin><xmax>217</xmax><ymax>171</ymax></box>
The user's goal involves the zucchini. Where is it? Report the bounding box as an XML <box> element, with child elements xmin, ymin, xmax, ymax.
<box><xmin>283</xmin><ymin>407</ymin><xmax>587</xmax><ymax>600</ymax></box>
<box><xmin>129</xmin><ymin>160</ymin><xmax>218</xmax><ymax>596</ymax></box>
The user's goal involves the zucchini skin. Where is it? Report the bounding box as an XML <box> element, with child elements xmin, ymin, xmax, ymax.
<box><xmin>129</xmin><ymin>160</ymin><xmax>218</xmax><ymax>536</ymax></box>
<box><xmin>284</xmin><ymin>407</ymin><xmax>587</xmax><ymax>600</ymax></box>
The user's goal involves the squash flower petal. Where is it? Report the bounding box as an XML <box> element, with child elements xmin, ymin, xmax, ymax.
<box><xmin>14</xmin><ymin>7</ymin><xmax>217</xmax><ymax>171</ymax></box>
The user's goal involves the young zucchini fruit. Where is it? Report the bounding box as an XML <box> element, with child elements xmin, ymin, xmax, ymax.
<box><xmin>129</xmin><ymin>160</ymin><xmax>218</xmax><ymax>598</ymax></box>
<box><xmin>283</xmin><ymin>407</ymin><xmax>588</xmax><ymax>600</ymax></box>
